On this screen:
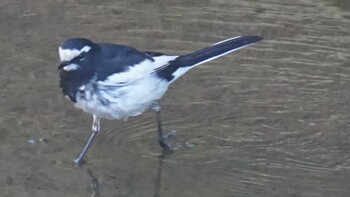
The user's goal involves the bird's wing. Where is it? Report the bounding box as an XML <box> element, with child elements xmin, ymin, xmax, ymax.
<box><xmin>155</xmin><ymin>36</ymin><xmax>263</xmax><ymax>82</ymax></box>
<box><xmin>95</xmin><ymin>45</ymin><xmax>178</xmax><ymax>86</ymax></box>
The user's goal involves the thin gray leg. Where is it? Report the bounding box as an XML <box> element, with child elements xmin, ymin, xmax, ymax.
<box><xmin>74</xmin><ymin>115</ymin><xmax>101</xmax><ymax>165</ymax></box>
<box><xmin>150</xmin><ymin>102</ymin><xmax>176</xmax><ymax>151</ymax></box>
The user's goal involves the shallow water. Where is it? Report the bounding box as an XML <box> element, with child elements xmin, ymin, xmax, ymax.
<box><xmin>0</xmin><ymin>0</ymin><xmax>350</xmax><ymax>196</ymax></box>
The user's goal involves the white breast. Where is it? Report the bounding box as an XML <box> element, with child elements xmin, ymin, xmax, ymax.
<box><xmin>74</xmin><ymin>75</ymin><xmax>169</xmax><ymax>120</ymax></box>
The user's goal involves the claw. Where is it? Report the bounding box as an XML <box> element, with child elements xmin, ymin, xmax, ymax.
<box><xmin>158</xmin><ymin>129</ymin><xmax>177</xmax><ymax>151</ymax></box>
<box><xmin>163</xmin><ymin>129</ymin><xmax>177</xmax><ymax>139</ymax></box>
<box><xmin>159</xmin><ymin>140</ymin><xmax>172</xmax><ymax>151</ymax></box>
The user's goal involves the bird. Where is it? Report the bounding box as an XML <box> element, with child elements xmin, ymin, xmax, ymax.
<box><xmin>57</xmin><ymin>35</ymin><xmax>263</xmax><ymax>165</ymax></box>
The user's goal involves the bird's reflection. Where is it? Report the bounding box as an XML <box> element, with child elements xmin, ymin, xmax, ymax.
<box><xmin>154</xmin><ymin>150</ymin><xmax>171</xmax><ymax>197</ymax></box>
<box><xmin>78</xmin><ymin>150</ymin><xmax>171</xmax><ymax>197</ymax></box>
<box><xmin>87</xmin><ymin>169</ymin><xmax>100</xmax><ymax>197</ymax></box>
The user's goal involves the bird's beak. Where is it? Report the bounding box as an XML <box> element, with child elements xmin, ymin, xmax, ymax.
<box><xmin>58</xmin><ymin>62</ymin><xmax>68</xmax><ymax>70</ymax></box>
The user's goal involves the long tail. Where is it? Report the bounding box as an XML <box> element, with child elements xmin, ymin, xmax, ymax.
<box><xmin>157</xmin><ymin>36</ymin><xmax>262</xmax><ymax>82</ymax></box>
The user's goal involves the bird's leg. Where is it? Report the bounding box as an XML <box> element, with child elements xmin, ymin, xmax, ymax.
<box><xmin>74</xmin><ymin>115</ymin><xmax>101</xmax><ymax>165</ymax></box>
<box><xmin>150</xmin><ymin>102</ymin><xmax>176</xmax><ymax>151</ymax></box>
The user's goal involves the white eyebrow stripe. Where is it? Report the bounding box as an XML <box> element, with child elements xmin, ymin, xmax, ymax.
<box><xmin>59</xmin><ymin>46</ymin><xmax>91</xmax><ymax>62</ymax></box>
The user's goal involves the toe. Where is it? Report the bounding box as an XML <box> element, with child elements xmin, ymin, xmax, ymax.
<box><xmin>163</xmin><ymin>129</ymin><xmax>177</xmax><ymax>139</ymax></box>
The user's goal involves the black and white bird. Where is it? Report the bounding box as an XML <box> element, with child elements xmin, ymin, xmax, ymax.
<box><xmin>58</xmin><ymin>35</ymin><xmax>262</xmax><ymax>164</ymax></box>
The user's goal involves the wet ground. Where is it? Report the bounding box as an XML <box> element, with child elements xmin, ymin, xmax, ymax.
<box><xmin>0</xmin><ymin>0</ymin><xmax>350</xmax><ymax>196</ymax></box>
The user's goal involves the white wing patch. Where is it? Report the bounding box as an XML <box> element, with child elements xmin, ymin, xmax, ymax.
<box><xmin>100</xmin><ymin>55</ymin><xmax>178</xmax><ymax>86</ymax></box>
<box><xmin>212</xmin><ymin>36</ymin><xmax>241</xmax><ymax>46</ymax></box>
<box><xmin>189</xmin><ymin>44</ymin><xmax>254</xmax><ymax>68</ymax></box>
<box><xmin>171</xmin><ymin>67</ymin><xmax>190</xmax><ymax>82</ymax></box>
<box><xmin>170</xmin><ymin>38</ymin><xmax>253</xmax><ymax>83</ymax></box>
<box><xmin>59</xmin><ymin>46</ymin><xmax>91</xmax><ymax>62</ymax></box>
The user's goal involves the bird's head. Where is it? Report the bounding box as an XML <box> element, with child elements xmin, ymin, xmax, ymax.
<box><xmin>58</xmin><ymin>38</ymin><xmax>97</xmax><ymax>71</ymax></box>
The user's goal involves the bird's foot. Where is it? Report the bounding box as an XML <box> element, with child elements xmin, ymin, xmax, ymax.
<box><xmin>73</xmin><ymin>156</ymin><xmax>86</xmax><ymax>166</ymax></box>
<box><xmin>159</xmin><ymin>129</ymin><xmax>177</xmax><ymax>152</ymax></box>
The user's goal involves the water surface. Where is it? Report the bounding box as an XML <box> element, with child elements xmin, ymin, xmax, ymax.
<box><xmin>0</xmin><ymin>0</ymin><xmax>349</xmax><ymax>196</ymax></box>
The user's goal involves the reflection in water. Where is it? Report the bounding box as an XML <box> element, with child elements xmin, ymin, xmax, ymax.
<box><xmin>153</xmin><ymin>151</ymin><xmax>170</xmax><ymax>197</ymax></box>
<box><xmin>87</xmin><ymin>169</ymin><xmax>100</xmax><ymax>197</ymax></box>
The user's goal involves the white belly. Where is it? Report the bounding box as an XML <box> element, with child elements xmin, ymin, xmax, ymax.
<box><xmin>74</xmin><ymin>76</ymin><xmax>169</xmax><ymax>119</ymax></box>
